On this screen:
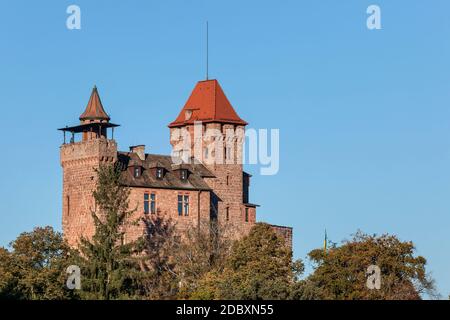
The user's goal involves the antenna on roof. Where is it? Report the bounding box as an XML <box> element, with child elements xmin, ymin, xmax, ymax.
<box><xmin>206</xmin><ymin>21</ymin><xmax>209</xmax><ymax>80</ymax></box>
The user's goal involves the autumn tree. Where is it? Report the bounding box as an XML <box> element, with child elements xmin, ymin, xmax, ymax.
<box><xmin>0</xmin><ymin>227</ymin><xmax>76</xmax><ymax>300</ymax></box>
<box><xmin>191</xmin><ymin>223</ymin><xmax>303</xmax><ymax>300</ymax></box>
<box><xmin>306</xmin><ymin>231</ymin><xmax>437</xmax><ymax>300</ymax></box>
<box><xmin>172</xmin><ymin>220</ymin><xmax>233</xmax><ymax>299</ymax></box>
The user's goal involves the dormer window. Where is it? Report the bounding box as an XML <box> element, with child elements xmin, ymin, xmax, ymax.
<box><xmin>180</xmin><ymin>169</ymin><xmax>188</xmax><ymax>181</ymax></box>
<box><xmin>156</xmin><ymin>167</ymin><xmax>164</xmax><ymax>180</ymax></box>
<box><xmin>185</xmin><ymin>109</ymin><xmax>193</xmax><ymax>120</ymax></box>
<box><xmin>134</xmin><ymin>167</ymin><xmax>141</xmax><ymax>178</ymax></box>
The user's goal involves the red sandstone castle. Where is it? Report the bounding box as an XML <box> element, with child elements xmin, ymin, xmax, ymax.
<box><xmin>59</xmin><ymin>79</ymin><xmax>292</xmax><ymax>247</ymax></box>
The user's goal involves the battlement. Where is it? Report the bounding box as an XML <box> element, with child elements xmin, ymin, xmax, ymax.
<box><xmin>60</xmin><ymin>138</ymin><xmax>117</xmax><ymax>166</ymax></box>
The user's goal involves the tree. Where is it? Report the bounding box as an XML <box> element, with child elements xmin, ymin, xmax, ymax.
<box><xmin>0</xmin><ymin>247</ymin><xmax>16</xmax><ymax>299</ymax></box>
<box><xmin>191</xmin><ymin>223</ymin><xmax>302</xmax><ymax>300</ymax></box>
<box><xmin>289</xmin><ymin>279</ymin><xmax>323</xmax><ymax>300</ymax></box>
<box><xmin>306</xmin><ymin>231</ymin><xmax>437</xmax><ymax>300</ymax></box>
<box><xmin>0</xmin><ymin>227</ymin><xmax>76</xmax><ymax>300</ymax></box>
<box><xmin>77</xmin><ymin>163</ymin><xmax>142</xmax><ymax>300</ymax></box>
<box><xmin>137</xmin><ymin>215</ymin><xmax>179</xmax><ymax>299</ymax></box>
<box><xmin>173</xmin><ymin>220</ymin><xmax>233</xmax><ymax>299</ymax></box>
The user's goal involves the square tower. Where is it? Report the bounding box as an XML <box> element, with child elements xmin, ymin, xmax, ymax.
<box><xmin>168</xmin><ymin>80</ymin><xmax>257</xmax><ymax>238</ymax></box>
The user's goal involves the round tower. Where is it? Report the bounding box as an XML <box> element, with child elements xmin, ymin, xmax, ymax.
<box><xmin>58</xmin><ymin>86</ymin><xmax>119</xmax><ymax>247</ymax></box>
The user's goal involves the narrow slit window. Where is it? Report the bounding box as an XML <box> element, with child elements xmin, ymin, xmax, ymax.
<box><xmin>156</xmin><ymin>168</ymin><xmax>164</xmax><ymax>179</ymax></box>
<box><xmin>178</xmin><ymin>195</ymin><xmax>183</xmax><ymax>216</ymax></box>
<box><xmin>184</xmin><ymin>195</ymin><xmax>189</xmax><ymax>216</ymax></box>
<box><xmin>150</xmin><ymin>193</ymin><xmax>156</xmax><ymax>214</ymax></box>
<box><xmin>180</xmin><ymin>169</ymin><xmax>188</xmax><ymax>181</ymax></box>
<box><xmin>245</xmin><ymin>208</ymin><xmax>249</xmax><ymax>222</ymax></box>
<box><xmin>144</xmin><ymin>193</ymin><xmax>149</xmax><ymax>214</ymax></box>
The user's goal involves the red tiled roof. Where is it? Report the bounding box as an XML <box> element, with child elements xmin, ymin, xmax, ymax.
<box><xmin>168</xmin><ymin>79</ymin><xmax>247</xmax><ymax>128</ymax></box>
<box><xmin>79</xmin><ymin>86</ymin><xmax>110</xmax><ymax>121</ymax></box>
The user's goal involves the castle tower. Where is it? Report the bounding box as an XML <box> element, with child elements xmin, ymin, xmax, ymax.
<box><xmin>169</xmin><ymin>79</ymin><xmax>256</xmax><ymax>237</ymax></box>
<box><xmin>59</xmin><ymin>86</ymin><xmax>119</xmax><ymax>247</ymax></box>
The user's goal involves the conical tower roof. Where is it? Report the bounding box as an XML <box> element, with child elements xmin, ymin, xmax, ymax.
<box><xmin>79</xmin><ymin>86</ymin><xmax>110</xmax><ymax>121</ymax></box>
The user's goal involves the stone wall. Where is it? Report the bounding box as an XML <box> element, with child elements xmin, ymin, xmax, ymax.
<box><xmin>60</xmin><ymin>138</ymin><xmax>117</xmax><ymax>247</ymax></box>
<box><xmin>170</xmin><ymin>122</ymin><xmax>254</xmax><ymax>240</ymax></box>
<box><xmin>125</xmin><ymin>187</ymin><xmax>211</xmax><ymax>243</ymax></box>
<box><xmin>271</xmin><ymin>225</ymin><xmax>293</xmax><ymax>248</ymax></box>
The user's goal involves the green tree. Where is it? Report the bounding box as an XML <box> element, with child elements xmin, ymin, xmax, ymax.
<box><xmin>307</xmin><ymin>231</ymin><xmax>437</xmax><ymax>300</ymax></box>
<box><xmin>77</xmin><ymin>163</ymin><xmax>142</xmax><ymax>300</ymax></box>
<box><xmin>289</xmin><ymin>279</ymin><xmax>323</xmax><ymax>300</ymax></box>
<box><xmin>191</xmin><ymin>223</ymin><xmax>302</xmax><ymax>300</ymax></box>
<box><xmin>173</xmin><ymin>220</ymin><xmax>232</xmax><ymax>299</ymax></box>
<box><xmin>137</xmin><ymin>215</ymin><xmax>179</xmax><ymax>299</ymax></box>
<box><xmin>0</xmin><ymin>227</ymin><xmax>76</xmax><ymax>300</ymax></box>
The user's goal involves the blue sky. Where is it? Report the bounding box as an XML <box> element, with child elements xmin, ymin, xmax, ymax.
<box><xmin>0</xmin><ymin>0</ymin><xmax>449</xmax><ymax>297</ymax></box>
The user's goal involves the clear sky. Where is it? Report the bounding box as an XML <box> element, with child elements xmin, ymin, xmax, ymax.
<box><xmin>0</xmin><ymin>0</ymin><xmax>449</xmax><ymax>297</ymax></box>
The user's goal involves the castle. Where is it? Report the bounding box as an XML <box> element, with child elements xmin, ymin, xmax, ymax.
<box><xmin>59</xmin><ymin>79</ymin><xmax>292</xmax><ymax>247</ymax></box>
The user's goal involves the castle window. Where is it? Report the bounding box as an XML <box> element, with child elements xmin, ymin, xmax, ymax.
<box><xmin>245</xmin><ymin>208</ymin><xmax>249</xmax><ymax>222</ymax></box>
<box><xmin>204</xmin><ymin>147</ymin><xmax>209</xmax><ymax>159</ymax></box>
<box><xmin>226</xmin><ymin>207</ymin><xmax>229</xmax><ymax>221</ymax></box>
<box><xmin>144</xmin><ymin>193</ymin><xmax>156</xmax><ymax>214</ymax></box>
<box><xmin>150</xmin><ymin>193</ymin><xmax>156</xmax><ymax>214</ymax></box>
<box><xmin>134</xmin><ymin>167</ymin><xmax>141</xmax><ymax>178</ymax></box>
<box><xmin>178</xmin><ymin>194</ymin><xmax>189</xmax><ymax>216</ymax></box>
<box><xmin>144</xmin><ymin>193</ymin><xmax>149</xmax><ymax>214</ymax></box>
<box><xmin>180</xmin><ymin>169</ymin><xmax>188</xmax><ymax>181</ymax></box>
<box><xmin>156</xmin><ymin>168</ymin><xmax>164</xmax><ymax>180</ymax></box>
<box><xmin>177</xmin><ymin>195</ymin><xmax>183</xmax><ymax>216</ymax></box>
<box><xmin>184</xmin><ymin>195</ymin><xmax>189</xmax><ymax>216</ymax></box>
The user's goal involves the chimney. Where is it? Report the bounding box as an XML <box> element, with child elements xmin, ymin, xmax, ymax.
<box><xmin>129</xmin><ymin>145</ymin><xmax>145</xmax><ymax>161</ymax></box>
